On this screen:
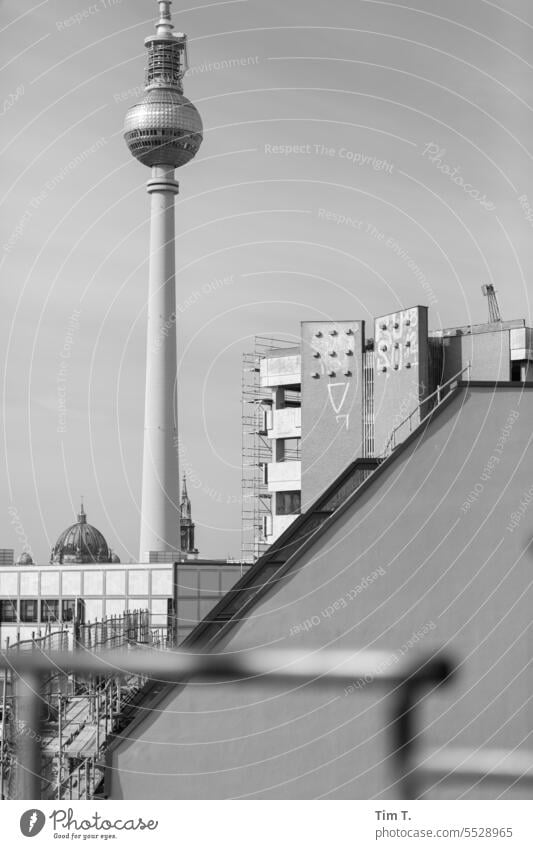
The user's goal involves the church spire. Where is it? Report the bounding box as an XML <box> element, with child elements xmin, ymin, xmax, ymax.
<box><xmin>77</xmin><ymin>497</ymin><xmax>87</xmax><ymax>524</ymax></box>
<box><xmin>180</xmin><ymin>474</ymin><xmax>198</xmax><ymax>555</ymax></box>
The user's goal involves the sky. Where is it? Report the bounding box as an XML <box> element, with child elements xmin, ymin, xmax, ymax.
<box><xmin>1</xmin><ymin>0</ymin><xmax>533</xmax><ymax>562</ymax></box>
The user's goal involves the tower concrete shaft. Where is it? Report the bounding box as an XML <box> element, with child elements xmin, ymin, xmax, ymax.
<box><xmin>124</xmin><ymin>1</ymin><xmax>203</xmax><ymax>562</ymax></box>
<box><xmin>139</xmin><ymin>165</ymin><xmax>180</xmax><ymax>560</ymax></box>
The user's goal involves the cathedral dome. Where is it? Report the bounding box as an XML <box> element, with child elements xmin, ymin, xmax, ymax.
<box><xmin>17</xmin><ymin>551</ymin><xmax>34</xmax><ymax>565</ymax></box>
<box><xmin>50</xmin><ymin>502</ymin><xmax>112</xmax><ymax>565</ymax></box>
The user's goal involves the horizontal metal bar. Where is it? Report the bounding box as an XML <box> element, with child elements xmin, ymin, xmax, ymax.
<box><xmin>0</xmin><ymin>648</ymin><xmax>453</xmax><ymax>688</ymax></box>
<box><xmin>417</xmin><ymin>747</ymin><xmax>533</xmax><ymax>783</ymax></box>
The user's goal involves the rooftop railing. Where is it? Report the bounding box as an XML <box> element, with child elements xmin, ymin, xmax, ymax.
<box><xmin>381</xmin><ymin>363</ymin><xmax>471</xmax><ymax>458</ymax></box>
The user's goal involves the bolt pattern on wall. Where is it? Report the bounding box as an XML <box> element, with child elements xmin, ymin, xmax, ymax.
<box><xmin>375</xmin><ymin>308</ymin><xmax>420</xmax><ymax>374</ymax></box>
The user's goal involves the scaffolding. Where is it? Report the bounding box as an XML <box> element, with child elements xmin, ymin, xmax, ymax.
<box><xmin>241</xmin><ymin>336</ymin><xmax>297</xmax><ymax>563</ymax></box>
<box><xmin>0</xmin><ymin>610</ymin><xmax>164</xmax><ymax>800</ymax></box>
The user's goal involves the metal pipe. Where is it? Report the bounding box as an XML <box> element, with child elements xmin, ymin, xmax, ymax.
<box><xmin>14</xmin><ymin>670</ymin><xmax>41</xmax><ymax>800</ymax></box>
<box><xmin>95</xmin><ymin>687</ymin><xmax>100</xmax><ymax>752</ymax></box>
<box><xmin>0</xmin><ymin>649</ymin><xmax>451</xmax><ymax>688</ymax></box>
<box><xmin>0</xmin><ymin>669</ymin><xmax>7</xmax><ymax>799</ymax></box>
<box><xmin>57</xmin><ymin>694</ymin><xmax>62</xmax><ymax>800</ymax></box>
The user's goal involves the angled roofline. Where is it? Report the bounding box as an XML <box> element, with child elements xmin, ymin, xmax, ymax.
<box><xmin>104</xmin><ymin>380</ymin><xmax>533</xmax><ymax>791</ymax></box>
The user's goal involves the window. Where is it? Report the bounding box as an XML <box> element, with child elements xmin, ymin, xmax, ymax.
<box><xmin>62</xmin><ymin>572</ymin><xmax>81</xmax><ymax>596</ymax></box>
<box><xmin>152</xmin><ymin>569</ymin><xmax>172</xmax><ymax>595</ymax></box>
<box><xmin>84</xmin><ymin>599</ymin><xmax>103</xmax><ymax>622</ymax></box>
<box><xmin>41</xmin><ymin>571</ymin><xmax>59</xmax><ymax>595</ymax></box>
<box><xmin>0</xmin><ymin>600</ymin><xmax>17</xmax><ymax>622</ymax></box>
<box><xmin>41</xmin><ymin>599</ymin><xmax>59</xmax><ymax>622</ymax></box>
<box><xmin>128</xmin><ymin>570</ymin><xmax>149</xmax><ymax>596</ymax></box>
<box><xmin>276</xmin><ymin>491</ymin><xmax>301</xmax><ymax>515</ymax></box>
<box><xmin>106</xmin><ymin>571</ymin><xmax>125</xmax><ymax>595</ymax></box>
<box><xmin>262</xmin><ymin>514</ymin><xmax>272</xmax><ymax>539</ymax></box>
<box><xmin>282</xmin><ymin>437</ymin><xmax>301</xmax><ymax>461</ymax></box>
<box><xmin>83</xmin><ymin>571</ymin><xmax>103</xmax><ymax>595</ymax></box>
<box><xmin>62</xmin><ymin>599</ymin><xmax>77</xmax><ymax>622</ymax></box>
<box><xmin>0</xmin><ymin>573</ymin><xmax>18</xmax><ymax>595</ymax></box>
<box><xmin>20</xmin><ymin>599</ymin><xmax>38</xmax><ymax>622</ymax></box>
<box><xmin>20</xmin><ymin>572</ymin><xmax>38</xmax><ymax>596</ymax></box>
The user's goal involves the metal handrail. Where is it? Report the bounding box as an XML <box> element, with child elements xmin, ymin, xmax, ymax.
<box><xmin>0</xmin><ymin>648</ymin><xmax>453</xmax><ymax>800</ymax></box>
<box><xmin>381</xmin><ymin>362</ymin><xmax>471</xmax><ymax>457</ymax></box>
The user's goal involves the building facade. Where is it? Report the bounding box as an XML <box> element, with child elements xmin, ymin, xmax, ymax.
<box><xmin>0</xmin><ymin>560</ymin><xmax>244</xmax><ymax>649</ymax></box>
<box><xmin>244</xmin><ymin>311</ymin><xmax>533</xmax><ymax>556</ymax></box>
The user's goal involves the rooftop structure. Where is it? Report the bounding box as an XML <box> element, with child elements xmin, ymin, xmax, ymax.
<box><xmin>243</xmin><ymin>309</ymin><xmax>533</xmax><ymax>556</ymax></box>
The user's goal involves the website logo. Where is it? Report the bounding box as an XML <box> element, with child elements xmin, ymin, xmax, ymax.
<box><xmin>20</xmin><ymin>809</ymin><xmax>46</xmax><ymax>837</ymax></box>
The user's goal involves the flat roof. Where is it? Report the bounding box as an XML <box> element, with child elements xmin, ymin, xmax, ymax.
<box><xmin>430</xmin><ymin>319</ymin><xmax>527</xmax><ymax>337</ymax></box>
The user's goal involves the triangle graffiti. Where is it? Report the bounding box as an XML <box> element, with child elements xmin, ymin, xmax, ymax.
<box><xmin>327</xmin><ymin>382</ymin><xmax>349</xmax><ymax>414</ymax></box>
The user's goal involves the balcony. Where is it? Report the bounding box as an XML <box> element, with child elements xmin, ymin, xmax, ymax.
<box><xmin>260</xmin><ymin>351</ymin><xmax>301</xmax><ymax>388</ymax></box>
<box><xmin>266</xmin><ymin>460</ymin><xmax>301</xmax><ymax>492</ymax></box>
<box><xmin>268</xmin><ymin>407</ymin><xmax>301</xmax><ymax>438</ymax></box>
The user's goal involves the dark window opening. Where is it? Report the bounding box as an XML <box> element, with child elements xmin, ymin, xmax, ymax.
<box><xmin>41</xmin><ymin>599</ymin><xmax>59</xmax><ymax>623</ymax></box>
<box><xmin>276</xmin><ymin>491</ymin><xmax>301</xmax><ymax>516</ymax></box>
<box><xmin>511</xmin><ymin>362</ymin><xmax>522</xmax><ymax>382</ymax></box>
<box><xmin>20</xmin><ymin>599</ymin><xmax>38</xmax><ymax>623</ymax></box>
<box><xmin>0</xmin><ymin>600</ymin><xmax>17</xmax><ymax>623</ymax></box>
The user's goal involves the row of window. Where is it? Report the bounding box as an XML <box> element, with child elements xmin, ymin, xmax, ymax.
<box><xmin>0</xmin><ymin>597</ymin><xmax>214</xmax><ymax>625</ymax></box>
<box><xmin>0</xmin><ymin>599</ymin><xmax>78</xmax><ymax>623</ymax></box>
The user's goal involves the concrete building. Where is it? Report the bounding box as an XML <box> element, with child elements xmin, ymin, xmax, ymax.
<box><xmin>0</xmin><ymin>559</ymin><xmax>243</xmax><ymax>649</ymax></box>
<box><xmin>245</xmin><ymin>311</ymin><xmax>533</xmax><ymax>555</ymax></box>
<box><xmin>107</xmin><ymin>377</ymin><xmax>533</xmax><ymax>799</ymax></box>
<box><xmin>0</xmin><ymin>497</ymin><xmax>239</xmax><ymax>648</ymax></box>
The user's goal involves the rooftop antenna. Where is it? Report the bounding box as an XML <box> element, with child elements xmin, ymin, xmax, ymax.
<box><xmin>481</xmin><ymin>284</ymin><xmax>502</xmax><ymax>323</ymax></box>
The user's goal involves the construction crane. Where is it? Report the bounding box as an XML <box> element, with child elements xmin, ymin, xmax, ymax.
<box><xmin>481</xmin><ymin>284</ymin><xmax>502</xmax><ymax>323</ymax></box>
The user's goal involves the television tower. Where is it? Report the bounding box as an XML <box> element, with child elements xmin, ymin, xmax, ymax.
<box><xmin>124</xmin><ymin>1</ymin><xmax>203</xmax><ymax>561</ymax></box>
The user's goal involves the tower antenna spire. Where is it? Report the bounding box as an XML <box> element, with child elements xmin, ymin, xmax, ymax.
<box><xmin>155</xmin><ymin>1</ymin><xmax>174</xmax><ymax>37</ymax></box>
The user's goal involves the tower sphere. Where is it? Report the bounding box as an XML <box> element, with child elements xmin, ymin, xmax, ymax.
<box><xmin>124</xmin><ymin>89</ymin><xmax>203</xmax><ymax>168</ymax></box>
<box><xmin>124</xmin><ymin>1</ymin><xmax>203</xmax><ymax>169</ymax></box>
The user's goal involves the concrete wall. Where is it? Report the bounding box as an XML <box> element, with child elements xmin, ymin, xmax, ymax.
<box><xmin>266</xmin><ymin>460</ymin><xmax>301</xmax><ymax>492</ymax></box>
<box><xmin>301</xmin><ymin>320</ymin><xmax>364</xmax><ymax>509</ymax></box>
<box><xmin>441</xmin><ymin>330</ymin><xmax>511</xmax><ymax>382</ymax></box>
<box><xmin>111</xmin><ymin>385</ymin><xmax>533</xmax><ymax>799</ymax></box>
<box><xmin>373</xmin><ymin>306</ymin><xmax>429</xmax><ymax>456</ymax></box>
<box><xmin>260</xmin><ymin>351</ymin><xmax>301</xmax><ymax>387</ymax></box>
